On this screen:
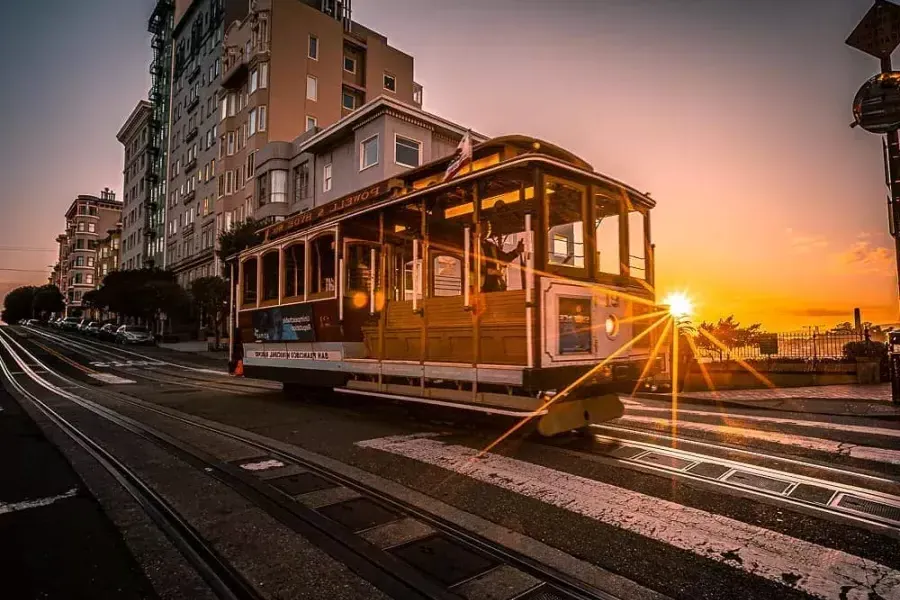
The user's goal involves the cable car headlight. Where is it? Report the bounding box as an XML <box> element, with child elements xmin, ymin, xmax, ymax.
<box><xmin>605</xmin><ymin>315</ymin><xmax>619</xmax><ymax>339</ymax></box>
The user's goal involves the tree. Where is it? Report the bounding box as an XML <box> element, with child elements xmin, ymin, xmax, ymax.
<box><xmin>32</xmin><ymin>285</ymin><xmax>65</xmax><ymax>318</ymax></box>
<box><xmin>86</xmin><ymin>268</ymin><xmax>187</xmax><ymax>329</ymax></box>
<box><xmin>1</xmin><ymin>286</ymin><xmax>36</xmax><ymax>323</ymax></box>
<box><xmin>191</xmin><ymin>276</ymin><xmax>228</xmax><ymax>347</ymax></box>
<box><xmin>831</xmin><ymin>321</ymin><xmax>854</xmax><ymax>333</ymax></box>
<box><xmin>217</xmin><ymin>219</ymin><xmax>263</xmax><ymax>276</ymax></box>
<box><xmin>695</xmin><ymin>315</ymin><xmax>763</xmax><ymax>361</ymax></box>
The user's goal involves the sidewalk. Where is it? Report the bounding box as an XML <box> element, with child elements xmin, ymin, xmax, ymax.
<box><xmin>637</xmin><ymin>383</ymin><xmax>900</xmax><ymax>419</ymax></box>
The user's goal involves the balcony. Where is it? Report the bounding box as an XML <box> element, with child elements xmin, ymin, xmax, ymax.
<box><xmin>185</xmin><ymin>156</ymin><xmax>198</xmax><ymax>172</ymax></box>
<box><xmin>222</xmin><ymin>47</ymin><xmax>247</xmax><ymax>89</ymax></box>
<box><xmin>183</xmin><ymin>190</ymin><xmax>196</xmax><ymax>205</ymax></box>
<box><xmin>185</xmin><ymin>126</ymin><xmax>199</xmax><ymax>142</ymax></box>
<box><xmin>187</xmin><ymin>63</ymin><xmax>201</xmax><ymax>82</ymax></box>
<box><xmin>183</xmin><ymin>222</ymin><xmax>195</xmax><ymax>236</ymax></box>
<box><xmin>187</xmin><ymin>94</ymin><xmax>200</xmax><ymax>112</ymax></box>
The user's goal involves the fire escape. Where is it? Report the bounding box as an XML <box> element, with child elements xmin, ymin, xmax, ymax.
<box><xmin>145</xmin><ymin>0</ymin><xmax>174</xmax><ymax>268</ymax></box>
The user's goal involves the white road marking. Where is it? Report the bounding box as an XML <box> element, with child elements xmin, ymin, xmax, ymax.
<box><xmin>239</xmin><ymin>459</ymin><xmax>285</xmax><ymax>472</ymax></box>
<box><xmin>0</xmin><ymin>488</ymin><xmax>79</xmax><ymax>516</ymax></box>
<box><xmin>88</xmin><ymin>373</ymin><xmax>136</xmax><ymax>385</ymax></box>
<box><xmin>358</xmin><ymin>434</ymin><xmax>900</xmax><ymax>600</ymax></box>
<box><xmin>622</xmin><ymin>404</ymin><xmax>900</xmax><ymax>439</ymax></box>
<box><xmin>616</xmin><ymin>416</ymin><xmax>900</xmax><ymax>465</ymax></box>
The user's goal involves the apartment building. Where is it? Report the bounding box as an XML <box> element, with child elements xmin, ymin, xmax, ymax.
<box><xmin>116</xmin><ymin>100</ymin><xmax>152</xmax><ymax>271</ymax></box>
<box><xmin>165</xmin><ymin>0</ymin><xmax>231</xmax><ymax>286</ymax></box>
<box><xmin>53</xmin><ymin>233</ymin><xmax>68</xmax><ymax>289</ymax></box>
<box><xmin>253</xmin><ymin>97</ymin><xmax>482</xmax><ymax>223</ymax></box>
<box><xmin>60</xmin><ymin>189</ymin><xmax>122</xmax><ymax>316</ymax></box>
<box><xmin>96</xmin><ymin>224</ymin><xmax>123</xmax><ymax>284</ymax></box>
<box><xmin>158</xmin><ymin>0</ymin><xmax>421</xmax><ymax>284</ymax></box>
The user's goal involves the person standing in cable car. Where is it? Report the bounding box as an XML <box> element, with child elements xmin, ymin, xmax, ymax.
<box><xmin>479</xmin><ymin>220</ymin><xmax>524</xmax><ymax>293</ymax></box>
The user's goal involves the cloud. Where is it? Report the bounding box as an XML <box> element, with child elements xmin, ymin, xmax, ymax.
<box><xmin>785</xmin><ymin>307</ymin><xmax>863</xmax><ymax>318</ymax></box>
<box><xmin>836</xmin><ymin>240</ymin><xmax>896</xmax><ymax>275</ymax></box>
<box><xmin>788</xmin><ymin>232</ymin><xmax>828</xmax><ymax>254</ymax></box>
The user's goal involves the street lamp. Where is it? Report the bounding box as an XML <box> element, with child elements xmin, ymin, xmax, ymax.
<box><xmin>847</xmin><ymin>0</ymin><xmax>900</xmax><ymax>305</ymax></box>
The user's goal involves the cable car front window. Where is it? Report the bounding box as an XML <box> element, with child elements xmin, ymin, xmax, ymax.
<box><xmin>309</xmin><ymin>233</ymin><xmax>336</xmax><ymax>299</ymax></box>
<box><xmin>595</xmin><ymin>190</ymin><xmax>621</xmax><ymax>276</ymax></box>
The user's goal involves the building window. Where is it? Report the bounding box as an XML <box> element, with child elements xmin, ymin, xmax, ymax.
<box><xmin>360</xmin><ymin>135</ymin><xmax>379</xmax><ymax>170</ymax></box>
<box><xmin>249</xmin><ymin>68</ymin><xmax>259</xmax><ymax>93</ymax></box>
<box><xmin>308</xmin><ymin>35</ymin><xmax>318</xmax><ymax>60</ymax></box>
<box><xmin>77</xmin><ymin>222</ymin><xmax>85</xmax><ymax>232</ymax></box>
<box><xmin>225</xmin><ymin>170</ymin><xmax>234</xmax><ymax>195</ymax></box>
<box><xmin>383</xmin><ymin>73</ymin><xmax>396</xmax><ymax>92</ymax></box>
<box><xmin>306</xmin><ymin>76</ymin><xmax>317</xmax><ymax>101</ymax></box>
<box><xmin>395</xmin><ymin>135</ymin><xmax>421</xmax><ymax>168</ymax></box>
<box><xmin>86</xmin><ymin>273</ymin><xmax>94</xmax><ymax>285</ymax></box>
<box><xmin>246</xmin><ymin>151</ymin><xmax>256</xmax><ymax>178</ymax></box>
<box><xmin>88</xmin><ymin>223</ymin><xmax>96</xmax><ymax>233</ymax></box>
<box><xmin>259</xmin><ymin>62</ymin><xmax>268</xmax><ymax>88</ymax></box>
<box><xmin>227</xmin><ymin>131</ymin><xmax>235</xmax><ymax>155</ymax></box>
<box><xmin>271</xmin><ymin>170</ymin><xmax>287</xmax><ymax>203</ymax></box>
<box><xmin>343</xmin><ymin>56</ymin><xmax>356</xmax><ymax>73</ymax></box>
<box><xmin>342</xmin><ymin>92</ymin><xmax>356</xmax><ymax>111</ymax></box>
<box><xmin>257</xmin><ymin>172</ymin><xmax>269</xmax><ymax>205</ymax></box>
<box><xmin>323</xmin><ymin>163</ymin><xmax>332</xmax><ymax>192</ymax></box>
<box><xmin>306</xmin><ymin>116</ymin><xmax>317</xmax><ymax>131</ymax></box>
<box><xmin>249</xmin><ymin>108</ymin><xmax>257</xmax><ymax>135</ymax></box>
<box><xmin>258</xmin><ymin>105</ymin><xmax>267</xmax><ymax>132</ymax></box>
<box><xmin>87</xmin><ymin>256</ymin><xmax>95</xmax><ymax>267</ymax></box>
<box><xmin>293</xmin><ymin>162</ymin><xmax>310</xmax><ymax>202</ymax></box>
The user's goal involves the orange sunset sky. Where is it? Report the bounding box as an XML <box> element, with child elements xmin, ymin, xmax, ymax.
<box><xmin>0</xmin><ymin>0</ymin><xmax>898</xmax><ymax>332</ymax></box>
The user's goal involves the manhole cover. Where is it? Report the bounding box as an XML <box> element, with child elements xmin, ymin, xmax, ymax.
<box><xmin>318</xmin><ymin>497</ymin><xmax>400</xmax><ymax>532</ymax></box>
<box><xmin>635</xmin><ymin>452</ymin><xmax>693</xmax><ymax>470</ymax></box>
<box><xmin>270</xmin><ymin>472</ymin><xmax>337</xmax><ymax>496</ymax></box>
<box><xmin>606</xmin><ymin>445</ymin><xmax>645</xmax><ymax>459</ymax></box>
<box><xmin>726</xmin><ymin>471</ymin><xmax>792</xmax><ymax>494</ymax></box>
<box><xmin>788</xmin><ymin>484</ymin><xmax>835</xmax><ymax>505</ymax></box>
<box><xmin>517</xmin><ymin>584</ymin><xmax>581</xmax><ymax>600</ymax></box>
<box><xmin>837</xmin><ymin>495</ymin><xmax>900</xmax><ymax>522</ymax></box>
<box><xmin>686</xmin><ymin>462</ymin><xmax>731</xmax><ymax>479</ymax></box>
<box><xmin>392</xmin><ymin>534</ymin><xmax>497</xmax><ymax>586</ymax></box>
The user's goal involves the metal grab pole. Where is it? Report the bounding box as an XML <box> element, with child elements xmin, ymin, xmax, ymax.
<box><xmin>524</xmin><ymin>214</ymin><xmax>534</xmax><ymax>370</ymax></box>
<box><xmin>463</xmin><ymin>226</ymin><xmax>471</xmax><ymax>308</ymax></box>
<box><xmin>369</xmin><ymin>247</ymin><xmax>376</xmax><ymax>315</ymax></box>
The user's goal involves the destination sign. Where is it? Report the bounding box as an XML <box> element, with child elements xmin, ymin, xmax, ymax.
<box><xmin>262</xmin><ymin>179</ymin><xmax>401</xmax><ymax>241</ymax></box>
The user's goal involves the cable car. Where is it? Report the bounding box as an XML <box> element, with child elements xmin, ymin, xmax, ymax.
<box><xmin>230</xmin><ymin>135</ymin><xmax>664</xmax><ymax>435</ymax></box>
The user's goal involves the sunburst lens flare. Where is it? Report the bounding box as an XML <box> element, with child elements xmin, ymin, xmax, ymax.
<box><xmin>663</xmin><ymin>292</ymin><xmax>693</xmax><ymax>319</ymax></box>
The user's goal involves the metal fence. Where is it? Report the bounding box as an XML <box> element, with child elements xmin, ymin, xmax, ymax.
<box><xmin>696</xmin><ymin>331</ymin><xmax>867</xmax><ymax>362</ymax></box>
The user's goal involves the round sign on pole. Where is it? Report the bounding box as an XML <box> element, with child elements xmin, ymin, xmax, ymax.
<box><xmin>852</xmin><ymin>71</ymin><xmax>900</xmax><ymax>134</ymax></box>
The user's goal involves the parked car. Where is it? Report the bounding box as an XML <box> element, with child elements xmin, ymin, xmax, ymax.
<box><xmin>59</xmin><ymin>317</ymin><xmax>81</xmax><ymax>331</ymax></box>
<box><xmin>75</xmin><ymin>319</ymin><xmax>91</xmax><ymax>332</ymax></box>
<box><xmin>83</xmin><ymin>322</ymin><xmax>101</xmax><ymax>336</ymax></box>
<box><xmin>115</xmin><ymin>325</ymin><xmax>155</xmax><ymax>346</ymax></box>
<box><xmin>98</xmin><ymin>323</ymin><xmax>118</xmax><ymax>341</ymax></box>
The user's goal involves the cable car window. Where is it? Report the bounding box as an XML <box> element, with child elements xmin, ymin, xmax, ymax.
<box><xmin>261</xmin><ymin>251</ymin><xmax>279</xmax><ymax>301</ymax></box>
<box><xmin>283</xmin><ymin>242</ymin><xmax>305</xmax><ymax>299</ymax></box>
<box><xmin>345</xmin><ymin>242</ymin><xmax>381</xmax><ymax>296</ymax></box>
<box><xmin>546</xmin><ymin>178</ymin><xmax>585</xmax><ymax>271</ymax></box>
<box><xmin>429</xmin><ymin>191</ymin><xmax>470</xmax><ymax>298</ymax></box>
<box><xmin>241</xmin><ymin>257</ymin><xmax>258</xmax><ymax>306</ymax></box>
<box><xmin>309</xmin><ymin>233</ymin><xmax>336</xmax><ymax>299</ymax></box>
<box><xmin>595</xmin><ymin>190</ymin><xmax>621</xmax><ymax>276</ymax></box>
<box><xmin>629</xmin><ymin>208</ymin><xmax>647</xmax><ymax>280</ymax></box>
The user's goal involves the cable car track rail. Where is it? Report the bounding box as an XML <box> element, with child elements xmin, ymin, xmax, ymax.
<box><xmin>0</xmin><ymin>327</ymin><xmax>627</xmax><ymax>600</ymax></box>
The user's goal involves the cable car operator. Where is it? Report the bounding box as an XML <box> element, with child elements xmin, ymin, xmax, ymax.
<box><xmin>480</xmin><ymin>220</ymin><xmax>525</xmax><ymax>293</ymax></box>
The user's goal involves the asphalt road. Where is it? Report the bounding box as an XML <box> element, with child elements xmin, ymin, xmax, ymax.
<box><xmin>2</xmin><ymin>323</ymin><xmax>899</xmax><ymax>600</ymax></box>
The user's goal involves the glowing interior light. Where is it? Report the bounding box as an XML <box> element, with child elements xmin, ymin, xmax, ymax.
<box><xmin>605</xmin><ymin>315</ymin><xmax>619</xmax><ymax>338</ymax></box>
<box><xmin>663</xmin><ymin>291</ymin><xmax>693</xmax><ymax>319</ymax></box>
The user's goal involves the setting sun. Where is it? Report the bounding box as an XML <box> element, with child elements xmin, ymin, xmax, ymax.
<box><xmin>663</xmin><ymin>291</ymin><xmax>694</xmax><ymax>319</ymax></box>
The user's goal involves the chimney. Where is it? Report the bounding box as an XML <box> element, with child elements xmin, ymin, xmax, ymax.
<box><xmin>854</xmin><ymin>307</ymin><xmax>862</xmax><ymax>332</ymax></box>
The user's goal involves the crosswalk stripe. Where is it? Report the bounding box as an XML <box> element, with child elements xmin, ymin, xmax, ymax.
<box><xmin>358</xmin><ymin>433</ymin><xmax>900</xmax><ymax>600</ymax></box>
<box><xmin>616</xmin><ymin>416</ymin><xmax>900</xmax><ymax>465</ymax></box>
<box><xmin>621</xmin><ymin>404</ymin><xmax>900</xmax><ymax>439</ymax></box>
